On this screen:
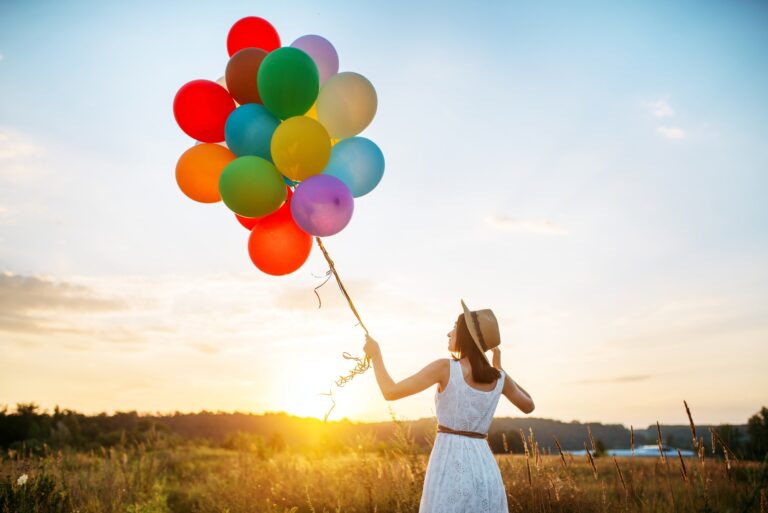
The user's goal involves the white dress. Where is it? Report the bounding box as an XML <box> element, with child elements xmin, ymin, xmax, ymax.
<box><xmin>419</xmin><ymin>358</ymin><xmax>508</xmax><ymax>513</ymax></box>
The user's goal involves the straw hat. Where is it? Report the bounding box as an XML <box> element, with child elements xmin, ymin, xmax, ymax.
<box><xmin>460</xmin><ymin>299</ymin><xmax>501</xmax><ymax>364</ymax></box>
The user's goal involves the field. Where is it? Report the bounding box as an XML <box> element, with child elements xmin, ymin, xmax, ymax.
<box><xmin>1</xmin><ymin>434</ymin><xmax>765</xmax><ymax>513</ymax></box>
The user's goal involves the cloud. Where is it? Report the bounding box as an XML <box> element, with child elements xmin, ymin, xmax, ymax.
<box><xmin>656</xmin><ymin>126</ymin><xmax>686</xmax><ymax>140</ymax></box>
<box><xmin>0</xmin><ymin>272</ymin><xmax>127</xmax><ymax>336</ymax></box>
<box><xmin>645</xmin><ymin>97</ymin><xmax>675</xmax><ymax>118</ymax></box>
<box><xmin>572</xmin><ymin>374</ymin><xmax>654</xmax><ymax>385</ymax></box>
<box><xmin>486</xmin><ymin>215</ymin><xmax>567</xmax><ymax>235</ymax></box>
<box><xmin>0</xmin><ymin>205</ymin><xmax>11</xmax><ymax>225</ymax></box>
<box><xmin>0</xmin><ymin>131</ymin><xmax>40</xmax><ymax>161</ymax></box>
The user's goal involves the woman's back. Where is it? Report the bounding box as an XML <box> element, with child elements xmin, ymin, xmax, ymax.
<box><xmin>420</xmin><ymin>358</ymin><xmax>508</xmax><ymax>512</ymax></box>
<box><xmin>436</xmin><ymin>358</ymin><xmax>505</xmax><ymax>433</ymax></box>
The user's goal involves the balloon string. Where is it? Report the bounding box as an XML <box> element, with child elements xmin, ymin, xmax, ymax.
<box><xmin>313</xmin><ymin>270</ymin><xmax>333</xmax><ymax>308</ymax></box>
<box><xmin>314</xmin><ymin>237</ymin><xmax>372</xmax><ymax>388</ymax></box>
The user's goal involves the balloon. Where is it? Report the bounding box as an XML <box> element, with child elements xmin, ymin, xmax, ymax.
<box><xmin>176</xmin><ymin>144</ymin><xmax>236</xmax><ymax>203</ymax></box>
<box><xmin>257</xmin><ymin>47</ymin><xmax>319</xmax><ymax>119</ymax></box>
<box><xmin>317</xmin><ymin>72</ymin><xmax>377</xmax><ymax>138</ymax></box>
<box><xmin>225</xmin><ymin>48</ymin><xmax>268</xmax><ymax>105</ymax></box>
<box><xmin>227</xmin><ymin>16</ymin><xmax>280</xmax><ymax>56</ymax></box>
<box><xmin>323</xmin><ymin>137</ymin><xmax>385</xmax><ymax>197</ymax></box>
<box><xmin>291</xmin><ymin>174</ymin><xmax>354</xmax><ymax>236</ymax></box>
<box><xmin>195</xmin><ymin>140</ymin><xmax>229</xmax><ymax>149</ymax></box>
<box><xmin>219</xmin><ymin>156</ymin><xmax>286</xmax><ymax>218</ymax></box>
<box><xmin>291</xmin><ymin>35</ymin><xmax>339</xmax><ymax>85</ymax></box>
<box><xmin>248</xmin><ymin>211</ymin><xmax>312</xmax><ymax>276</ymax></box>
<box><xmin>173</xmin><ymin>80</ymin><xmax>236</xmax><ymax>142</ymax></box>
<box><xmin>215</xmin><ymin>76</ymin><xmax>239</xmax><ymax>108</ymax></box>
<box><xmin>305</xmin><ymin>101</ymin><xmax>318</xmax><ymax>120</ymax></box>
<box><xmin>235</xmin><ymin>188</ymin><xmax>292</xmax><ymax>230</ymax></box>
<box><xmin>225</xmin><ymin>104</ymin><xmax>279</xmax><ymax>159</ymax></box>
<box><xmin>271</xmin><ymin>116</ymin><xmax>331</xmax><ymax>181</ymax></box>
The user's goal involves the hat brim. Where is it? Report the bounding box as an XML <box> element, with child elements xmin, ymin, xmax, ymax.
<box><xmin>461</xmin><ymin>299</ymin><xmax>492</xmax><ymax>366</ymax></box>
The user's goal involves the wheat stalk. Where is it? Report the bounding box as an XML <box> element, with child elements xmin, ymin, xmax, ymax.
<box><xmin>584</xmin><ymin>442</ymin><xmax>598</xmax><ymax>479</ymax></box>
<box><xmin>656</xmin><ymin>421</ymin><xmax>667</xmax><ymax>464</ymax></box>
<box><xmin>553</xmin><ymin>436</ymin><xmax>567</xmax><ymax>468</ymax></box>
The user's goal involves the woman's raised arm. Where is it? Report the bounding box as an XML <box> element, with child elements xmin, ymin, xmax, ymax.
<box><xmin>364</xmin><ymin>334</ymin><xmax>449</xmax><ymax>401</ymax></box>
<box><xmin>494</xmin><ymin>348</ymin><xmax>535</xmax><ymax>413</ymax></box>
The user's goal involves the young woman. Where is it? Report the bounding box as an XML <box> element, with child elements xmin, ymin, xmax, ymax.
<box><xmin>363</xmin><ymin>300</ymin><xmax>535</xmax><ymax>513</ymax></box>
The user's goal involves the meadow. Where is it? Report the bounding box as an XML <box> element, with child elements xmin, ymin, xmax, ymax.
<box><xmin>1</xmin><ymin>421</ymin><xmax>765</xmax><ymax>513</ymax></box>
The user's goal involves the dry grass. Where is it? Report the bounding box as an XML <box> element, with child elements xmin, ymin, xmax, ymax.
<box><xmin>1</xmin><ymin>401</ymin><xmax>766</xmax><ymax>513</ymax></box>
<box><xmin>1</xmin><ymin>444</ymin><xmax>764</xmax><ymax>512</ymax></box>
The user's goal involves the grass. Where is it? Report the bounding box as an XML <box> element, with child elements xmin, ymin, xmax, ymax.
<box><xmin>1</xmin><ymin>402</ymin><xmax>766</xmax><ymax>512</ymax></box>
<box><xmin>1</xmin><ymin>441</ymin><xmax>765</xmax><ymax>512</ymax></box>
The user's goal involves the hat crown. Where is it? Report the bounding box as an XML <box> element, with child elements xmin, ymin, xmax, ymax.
<box><xmin>460</xmin><ymin>300</ymin><xmax>501</xmax><ymax>356</ymax></box>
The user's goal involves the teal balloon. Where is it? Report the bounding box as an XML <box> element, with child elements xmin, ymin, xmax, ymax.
<box><xmin>257</xmin><ymin>47</ymin><xmax>319</xmax><ymax>119</ymax></box>
<box><xmin>323</xmin><ymin>137</ymin><xmax>385</xmax><ymax>197</ymax></box>
<box><xmin>225</xmin><ymin>104</ymin><xmax>280</xmax><ymax>159</ymax></box>
<box><xmin>219</xmin><ymin>156</ymin><xmax>286</xmax><ymax>218</ymax></box>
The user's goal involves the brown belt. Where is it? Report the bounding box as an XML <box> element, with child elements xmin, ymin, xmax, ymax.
<box><xmin>437</xmin><ymin>424</ymin><xmax>488</xmax><ymax>439</ymax></box>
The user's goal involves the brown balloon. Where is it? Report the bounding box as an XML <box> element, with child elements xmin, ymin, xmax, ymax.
<box><xmin>225</xmin><ymin>48</ymin><xmax>268</xmax><ymax>105</ymax></box>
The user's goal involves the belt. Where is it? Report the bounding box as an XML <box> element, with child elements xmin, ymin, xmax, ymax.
<box><xmin>437</xmin><ymin>424</ymin><xmax>488</xmax><ymax>439</ymax></box>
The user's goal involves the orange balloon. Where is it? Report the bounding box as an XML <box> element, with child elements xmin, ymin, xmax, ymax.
<box><xmin>176</xmin><ymin>144</ymin><xmax>235</xmax><ymax>203</ymax></box>
<box><xmin>248</xmin><ymin>213</ymin><xmax>312</xmax><ymax>275</ymax></box>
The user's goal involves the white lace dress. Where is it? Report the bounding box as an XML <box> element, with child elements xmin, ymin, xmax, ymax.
<box><xmin>419</xmin><ymin>358</ymin><xmax>507</xmax><ymax>513</ymax></box>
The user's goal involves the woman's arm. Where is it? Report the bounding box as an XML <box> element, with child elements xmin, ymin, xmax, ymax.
<box><xmin>502</xmin><ymin>375</ymin><xmax>535</xmax><ymax>414</ymax></box>
<box><xmin>363</xmin><ymin>334</ymin><xmax>448</xmax><ymax>401</ymax></box>
<box><xmin>494</xmin><ymin>348</ymin><xmax>535</xmax><ymax>413</ymax></box>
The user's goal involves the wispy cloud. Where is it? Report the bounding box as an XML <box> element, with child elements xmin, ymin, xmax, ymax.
<box><xmin>486</xmin><ymin>214</ymin><xmax>567</xmax><ymax>235</ymax></box>
<box><xmin>645</xmin><ymin>97</ymin><xmax>675</xmax><ymax>118</ymax></box>
<box><xmin>0</xmin><ymin>131</ymin><xmax>40</xmax><ymax>161</ymax></box>
<box><xmin>656</xmin><ymin>126</ymin><xmax>686</xmax><ymax>140</ymax></box>
<box><xmin>0</xmin><ymin>272</ymin><xmax>126</xmax><ymax>336</ymax></box>
<box><xmin>0</xmin><ymin>205</ymin><xmax>11</xmax><ymax>225</ymax></box>
<box><xmin>573</xmin><ymin>374</ymin><xmax>654</xmax><ymax>385</ymax></box>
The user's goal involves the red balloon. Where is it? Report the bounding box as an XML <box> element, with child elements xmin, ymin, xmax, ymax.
<box><xmin>227</xmin><ymin>17</ymin><xmax>281</xmax><ymax>56</ymax></box>
<box><xmin>248</xmin><ymin>213</ymin><xmax>312</xmax><ymax>276</ymax></box>
<box><xmin>173</xmin><ymin>80</ymin><xmax>236</xmax><ymax>143</ymax></box>
<box><xmin>235</xmin><ymin>187</ymin><xmax>293</xmax><ymax>230</ymax></box>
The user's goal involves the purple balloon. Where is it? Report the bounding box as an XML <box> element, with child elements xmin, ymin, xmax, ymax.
<box><xmin>291</xmin><ymin>175</ymin><xmax>354</xmax><ymax>237</ymax></box>
<box><xmin>291</xmin><ymin>35</ymin><xmax>339</xmax><ymax>85</ymax></box>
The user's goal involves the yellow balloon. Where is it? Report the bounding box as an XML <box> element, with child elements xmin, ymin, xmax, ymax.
<box><xmin>306</xmin><ymin>101</ymin><xmax>318</xmax><ymax>120</ymax></box>
<box><xmin>317</xmin><ymin>72</ymin><xmax>377</xmax><ymax>139</ymax></box>
<box><xmin>270</xmin><ymin>116</ymin><xmax>331</xmax><ymax>181</ymax></box>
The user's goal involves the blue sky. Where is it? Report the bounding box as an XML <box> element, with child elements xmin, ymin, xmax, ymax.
<box><xmin>1</xmin><ymin>0</ymin><xmax>767</xmax><ymax>427</ymax></box>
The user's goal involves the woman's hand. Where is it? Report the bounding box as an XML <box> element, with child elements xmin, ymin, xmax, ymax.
<box><xmin>363</xmin><ymin>334</ymin><xmax>381</xmax><ymax>360</ymax></box>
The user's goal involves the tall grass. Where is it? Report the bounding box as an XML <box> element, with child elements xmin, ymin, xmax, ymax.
<box><xmin>1</xmin><ymin>402</ymin><xmax>766</xmax><ymax>513</ymax></box>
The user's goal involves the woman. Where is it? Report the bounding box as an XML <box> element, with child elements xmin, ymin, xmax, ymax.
<box><xmin>363</xmin><ymin>300</ymin><xmax>535</xmax><ymax>513</ymax></box>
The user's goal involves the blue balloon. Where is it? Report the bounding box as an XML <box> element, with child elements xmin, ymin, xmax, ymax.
<box><xmin>224</xmin><ymin>104</ymin><xmax>279</xmax><ymax>159</ymax></box>
<box><xmin>323</xmin><ymin>137</ymin><xmax>384</xmax><ymax>197</ymax></box>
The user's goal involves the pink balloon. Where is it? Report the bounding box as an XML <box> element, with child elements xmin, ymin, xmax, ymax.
<box><xmin>291</xmin><ymin>35</ymin><xmax>339</xmax><ymax>85</ymax></box>
<box><xmin>290</xmin><ymin>175</ymin><xmax>353</xmax><ymax>237</ymax></box>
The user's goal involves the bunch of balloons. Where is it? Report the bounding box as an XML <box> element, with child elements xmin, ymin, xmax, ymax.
<box><xmin>173</xmin><ymin>16</ymin><xmax>385</xmax><ymax>276</ymax></box>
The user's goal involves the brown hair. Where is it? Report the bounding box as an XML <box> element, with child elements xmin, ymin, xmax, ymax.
<box><xmin>453</xmin><ymin>314</ymin><xmax>501</xmax><ymax>384</ymax></box>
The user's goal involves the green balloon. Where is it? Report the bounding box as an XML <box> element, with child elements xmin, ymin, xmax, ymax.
<box><xmin>219</xmin><ymin>156</ymin><xmax>287</xmax><ymax>218</ymax></box>
<box><xmin>257</xmin><ymin>47</ymin><xmax>319</xmax><ymax>120</ymax></box>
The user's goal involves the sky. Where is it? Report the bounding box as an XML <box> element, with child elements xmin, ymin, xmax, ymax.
<box><xmin>1</xmin><ymin>0</ymin><xmax>767</xmax><ymax>428</ymax></box>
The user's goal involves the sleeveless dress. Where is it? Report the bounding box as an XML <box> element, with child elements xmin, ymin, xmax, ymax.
<box><xmin>419</xmin><ymin>358</ymin><xmax>508</xmax><ymax>513</ymax></box>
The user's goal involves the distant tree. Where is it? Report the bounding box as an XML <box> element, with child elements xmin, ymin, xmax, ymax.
<box><xmin>746</xmin><ymin>407</ymin><xmax>768</xmax><ymax>461</ymax></box>
<box><xmin>714</xmin><ymin>424</ymin><xmax>743</xmax><ymax>457</ymax></box>
<box><xmin>593</xmin><ymin>439</ymin><xmax>607</xmax><ymax>458</ymax></box>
